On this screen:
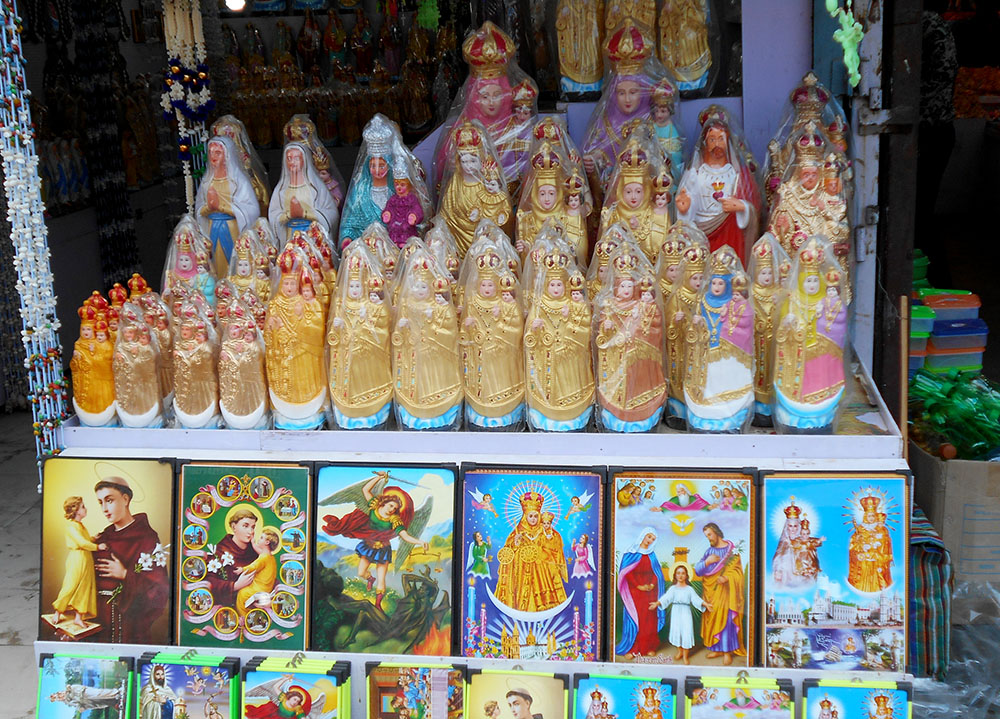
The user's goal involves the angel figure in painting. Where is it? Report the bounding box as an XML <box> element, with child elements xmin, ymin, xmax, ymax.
<box><xmin>319</xmin><ymin>471</ymin><xmax>431</xmax><ymax>611</ymax></box>
<box><xmin>848</xmin><ymin>493</ymin><xmax>893</xmax><ymax>594</ymax></box>
<box><xmin>564</xmin><ymin>490</ymin><xmax>594</xmax><ymax>519</ymax></box>
<box><xmin>245</xmin><ymin>676</ymin><xmax>331</xmax><ymax>719</ymax></box>
<box><xmin>467</xmin><ymin>531</ymin><xmax>493</xmax><ymax>579</ymax></box>
<box><xmin>571</xmin><ymin>534</ymin><xmax>596</xmax><ymax>578</ymax></box>
<box><xmin>469</xmin><ymin>488</ymin><xmax>499</xmax><ymax>517</ymax></box>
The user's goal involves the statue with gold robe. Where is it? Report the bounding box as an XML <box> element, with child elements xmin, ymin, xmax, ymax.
<box><xmin>665</xmin><ymin>243</ymin><xmax>708</xmax><ymax>427</ymax></box>
<box><xmin>556</xmin><ymin>0</ymin><xmax>605</xmax><ymax>95</ymax></box>
<box><xmin>71</xmin><ymin>301</ymin><xmax>117</xmax><ymax>426</ymax></box>
<box><xmin>113</xmin><ymin>318</ymin><xmax>163</xmax><ymax>428</ymax></box>
<box><xmin>172</xmin><ymin>308</ymin><xmax>220</xmax><ymax>429</ymax></box>
<box><xmin>659</xmin><ymin>0</ymin><xmax>713</xmax><ymax>90</ymax></box>
<box><xmin>599</xmin><ymin>136</ymin><xmax>670</xmax><ymax>264</ymax></box>
<box><xmin>494</xmin><ymin>490</ymin><xmax>569</xmax><ymax>612</ymax></box>
<box><xmin>748</xmin><ymin>234</ymin><xmax>790</xmax><ymax>424</ymax></box>
<box><xmin>219</xmin><ymin>316</ymin><xmax>269</xmax><ymax>430</ymax></box>
<box><xmin>848</xmin><ymin>494</ymin><xmax>894</xmax><ymax>594</ymax></box>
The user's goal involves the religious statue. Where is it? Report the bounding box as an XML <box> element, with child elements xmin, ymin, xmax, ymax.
<box><xmin>583</xmin><ymin>21</ymin><xmax>672</xmax><ymax>188</ymax></box>
<box><xmin>71</xmin><ymin>297</ymin><xmax>116</xmax><ymax>426</ymax></box>
<box><xmin>665</xmin><ymin>243</ymin><xmax>708</xmax><ymax>427</ymax></box>
<box><xmin>599</xmin><ymin>134</ymin><xmax>672</xmax><ymax>263</ymax></box>
<box><xmin>587</xmin><ymin>228</ymin><xmax>624</xmax><ymax>299</ymax></box>
<box><xmin>515</xmin><ymin>141</ymin><xmax>580</xmax><ymax>263</ymax></box>
<box><xmin>494</xmin><ymin>491</ymin><xmax>569</xmax><ymax>611</ymax></box>
<box><xmin>655</xmin><ymin>222</ymin><xmax>699</xmax><ymax>301</ymax></box>
<box><xmin>172</xmin><ymin>305</ymin><xmax>220</xmax><ymax>429</ymax></box>
<box><xmin>815</xmin><ymin>153</ymin><xmax>852</xmax><ymax>301</ymax></box>
<box><xmin>438</xmin><ymin>121</ymin><xmax>514</xmax><ymax>257</ymax></box>
<box><xmin>283</xmin><ymin>114</ymin><xmax>345</xmax><ymax>208</ymax></box>
<box><xmin>211</xmin><ymin>115</ymin><xmax>270</xmax><ymax>217</ymax></box>
<box><xmin>218</xmin><ymin>311</ymin><xmax>269</xmax><ymax>430</ymax></box>
<box><xmin>659</xmin><ymin>0</ymin><xmax>713</xmax><ymax>92</ymax></box>
<box><xmin>268</xmin><ymin>141</ymin><xmax>341</xmax><ymax>246</ymax></box>
<box><xmin>848</xmin><ymin>493</ymin><xmax>894</xmax><ymax>593</ymax></box>
<box><xmin>112</xmin><ymin>308</ymin><xmax>163</xmax><ymax>428</ymax></box>
<box><xmin>749</xmin><ymin>234</ymin><xmax>791</xmax><ymax>425</ymax></box>
<box><xmin>135</xmin><ymin>291</ymin><xmax>174</xmax><ymax>409</ymax></box>
<box><xmin>773</xmin><ymin>236</ymin><xmax>847</xmax><ymax>433</ymax></box>
<box><xmin>594</xmin><ymin>242</ymin><xmax>667</xmax><ymax>432</ymax></box>
<box><xmin>264</xmin><ymin>247</ymin><xmax>329</xmax><ymax>430</ymax></box>
<box><xmin>767</xmin><ymin>121</ymin><xmax>830</xmax><ymax>257</ymax></box>
<box><xmin>383</xmin><ymin>155</ymin><xmax>426</xmax><ymax>249</ymax></box>
<box><xmin>296</xmin><ymin>9</ymin><xmax>322</xmax><ymax>72</ymax></box>
<box><xmin>676</xmin><ymin>105</ymin><xmax>761</xmax><ymax>264</ymax></box>
<box><xmin>327</xmin><ymin>245</ymin><xmax>394</xmax><ymax>430</ymax></box>
<box><xmin>460</xmin><ymin>242</ymin><xmax>525</xmax><ymax>430</ymax></box>
<box><xmin>432</xmin><ymin>22</ymin><xmax>539</xmax><ymax>194</ymax></box>
<box><xmin>683</xmin><ymin>245</ymin><xmax>755</xmax><ymax>433</ymax></box>
<box><xmin>323</xmin><ymin>9</ymin><xmax>348</xmax><ymax>66</ymax></box>
<box><xmin>555</xmin><ymin>0</ymin><xmax>605</xmax><ymax>96</ymax></box>
<box><xmin>162</xmin><ymin>216</ymin><xmax>217</xmax><ymax>304</ymax></box>
<box><xmin>524</xmin><ymin>244</ymin><xmax>594</xmax><ymax>431</ymax></box>
<box><xmin>605</xmin><ymin>0</ymin><xmax>656</xmax><ymax>36</ymax></box>
<box><xmin>650</xmin><ymin>79</ymin><xmax>684</xmax><ymax>184</ymax></box>
<box><xmin>391</xmin><ymin>251</ymin><xmax>463</xmax><ymax>430</ymax></box>
<box><xmin>350</xmin><ymin>8</ymin><xmax>375</xmax><ymax>76</ymax></box>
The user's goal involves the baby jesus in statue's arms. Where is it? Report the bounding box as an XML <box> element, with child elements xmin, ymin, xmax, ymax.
<box><xmin>235</xmin><ymin>527</ymin><xmax>280</xmax><ymax>615</ymax></box>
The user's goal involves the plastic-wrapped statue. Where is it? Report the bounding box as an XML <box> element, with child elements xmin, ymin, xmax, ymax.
<box><xmin>594</xmin><ymin>239</ymin><xmax>667</xmax><ymax>432</ymax></box>
<box><xmin>71</xmin><ymin>298</ymin><xmax>116</xmax><ymax>426</ymax></box>
<box><xmin>774</xmin><ymin>235</ymin><xmax>847</xmax><ymax>434</ymax></box>
<box><xmin>599</xmin><ymin>132</ymin><xmax>673</xmax><ymax>264</ymax></box>
<box><xmin>524</xmin><ymin>242</ymin><xmax>594</xmax><ymax>432</ymax></box>
<box><xmin>655</xmin><ymin>220</ymin><xmax>707</xmax><ymax>307</ymax></box>
<box><xmin>382</xmin><ymin>155</ymin><xmax>426</xmax><ymax>249</ymax></box>
<box><xmin>268</xmin><ymin>141</ymin><xmax>341</xmax><ymax>246</ymax></box>
<box><xmin>675</xmin><ymin>105</ymin><xmax>761</xmax><ymax>264</ymax></box>
<box><xmin>587</xmin><ymin>230</ymin><xmax>623</xmax><ymax>299</ymax></box>
<box><xmin>556</xmin><ymin>0</ymin><xmax>605</xmax><ymax>96</ymax></box>
<box><xmin>162</xmin><ymin>216</ymin><xmax>217</xmax><ymax>304</ymax></box>
<box><xmin>767</xmin><ymin>120</ymin><xmax>829</xmax><ymax>257</ymax></box>
<box><xmin>323</xmin><ymin>9</ymin><xmax>348</xmax><ymax>66</ymax></box>
<box><xmin>172</xmin><ymin>304</ymin><xmax>220</xmax><ymax>429</ymax></box>
<box><xmin>195</xmin><ymin>136</ymin><xmax>261</xmax><ymax>277</ymax></box>
<box><xmin>264</xmin><ymin>247</ymin><xmax>329</xmax><ymax>430</ymax></box>
<box><xmin>515</xmin><ymin>141</ymin><xmax>576</xmax><ymax>263</ymax></box>
<box><xmin>432</xmin><ymin>22</ymin><xmax>539</xmax><ymax>194</ymax></box>
<box><xmin>327</xmin><ymin>244</ymin><xmax>394</xmax><ymax>430</ymax></box>
<box><xmin>211</xmin><ymin>115</ymin><xmax>270</xmax><ymax>217</ymax></box>
<box><xmin>283</xmin><ymin>114</ymin><xmax>345</xmax><ymax>208</ymax></box>
<box><xmin>228</xmin><ymin>229</ymin><xmax>268</xmax><ymax>300</ymax></box>
<box><xmin>135</xmin><ymin>291</ymin><xmax>174</xmax><ymax>409</ymax></box>
<box><xmin>582</xmin><ymin>20</ymin><xmax>679</xmax><ymax>187</ymax></box>
<box><xmin>438</xmin><ymin>120</ymin><xmax>514</xmax><ymax>257</ymax></box>
<box><xmin>219</xmin><ymin>309</ymin><xmax>269</xmax><ymax>430</ymax></box>
<box><xmin>683</xmin><ymin>245</ymin><xmax>754</xmax><ymax>433</ymax></box>
<box><xmin>658</xmin><ymin>0</ymin><xmax>715</xmax><ymax>93</ymax></box>
<box><xmin>605</xmin><ymin>0</ymin><xmax>656</xmax><ymax>35</ymax></box>
<box><xmin>749</xmin><ymin>233</ymin><xmax>791</xmax><ymax>425</ymax></box>
<box><xmin>113</xmin><ymin>305</ymin><xmax>163</xmax><ymax>428</ymax></box>
<box><xmin>459</xmin><ymin>242</ymin><xmax>525</xmax><ymax>430</ymax></box>
<box><xmin>391</xmin><ymin>250</ymin><xmax>463</xmax><ymax>430</ymax></box>
<box><xmin>665</xmin><ymin>243</ymin><xmax>709</xmax><ymax>427</ymax></box>
<box><xmin>650</xmin><ymin>78</ymin><xmax>683</xmax><ymax>184</ymax></box>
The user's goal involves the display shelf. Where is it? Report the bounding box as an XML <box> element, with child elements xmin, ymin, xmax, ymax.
<box><xmin>33</xmin><ymin>640</ymin><xmax>911</xmax><ymax>714</ymax></box>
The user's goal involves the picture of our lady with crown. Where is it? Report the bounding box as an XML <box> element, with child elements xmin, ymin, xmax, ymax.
<box><xmin>460</xmin><ymin>466</ymin><xmax>604</xmax><ymax>661</ymax></box>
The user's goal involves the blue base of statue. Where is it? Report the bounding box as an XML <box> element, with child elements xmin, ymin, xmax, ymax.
<box><xmin>687</xmin><ymin>406</ymin><xmax>751</xmax><ymax>434</ymax></box>
<box><xmin>560</xmin><ymin>77</ymin><xmax>603</xmax><ymax>95</ymax></box>
<box><xmin>527</xmin><ymin>405</ymin><xmax>593</xmax><ymax>432</ymax></box>
<box><xmin>177</xmin><ymin>416</ymin><xmax>222</xmax><ymax>430</ymax></box>
<box><xmin>397</xmin><ymin>403</ymin><xmax>462</xmax><ymax>431</ymax></box>
<box><xmin>665</xmin><ymin>398</ymin><xmax>688</xmax><ymax>430</ymax></box>
<box><xmin>773</xmin><ymin>386</ymin><xmax>844</xmax><ymax>433</ymax></box>
<box><xmin>600</xmin><ymin>405</ymin><xmax>664</xmax><ymax>433</ymax></box>
<box><xmin>677</xmin><ymin>74</ymin><xmax>710</xmax><ymax>93</ymax></box>
<box><xmin>334</xmin><ymin>402</ymin><xmax>392</xmax><ymax>430</ymax></box>
<box><xmin>466</xmin><ymin>403</ymin><xmax>525</xmax><ymax>430</ymax></box>
<box><xmin>752</xmin><ymin>400</ymin><xmax>774</xmax><ymax>427</ymax></box>
<box><xmin>273</xmin><ymin>410</ymin><xmax>326</xmax><ymax>431</ymax></box>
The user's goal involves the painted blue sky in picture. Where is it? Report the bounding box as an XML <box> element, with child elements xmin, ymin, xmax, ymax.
<box><xmin>137</xmin><ymin>662</ymin><xmax>232</xmax><ymax>719</ymax></box>
<box><xmin>804</xmin><ymin>684</ymin><xmax>909</xmax><ymax>719</ymax></box>
<box><xmin>37</xmin><ymin>656</ymin><xmax>131</xmax><ymax>719</ymax></box>
<box><xmin>575</xmin><ymin>675</ymin><xmax>675</xmax><ymax>719</ymax></box>
<box><xmin>762</xmin><ymin>474</ymin><xmax>907</xmax><ymax>671</ymax></box>
<box><xmin>461</xmin><ymin>469</ymin><xmax>603</xmax><ymax>661</ymax></box>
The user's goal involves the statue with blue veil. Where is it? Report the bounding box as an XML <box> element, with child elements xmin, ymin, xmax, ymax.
<box><xmin>339</xmin><ymin>115</ymin><xmax>396</xmax><ymax>249</ymax></box>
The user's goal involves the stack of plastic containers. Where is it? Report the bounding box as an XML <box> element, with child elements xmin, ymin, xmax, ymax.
<box><xmin>925</xmin><ymin>293</ymin><xmax>987</xmax><ymax>376</ymax></box>
<box><xmin>910</xmin><ymin>304</ymin><xmax>935</xmax><ymax>379</ymax></box>
<box><xmin>913</xmin><ymin>248</ymin><xmax>931</xmax><ymax>291</ymax></box>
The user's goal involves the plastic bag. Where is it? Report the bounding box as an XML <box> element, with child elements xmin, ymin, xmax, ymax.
<box><xmin>70</xmin><ymin>291</ymin><xmax>118</xmax><ymax>426</ymax></box>
<box><xmin>211</xmin><ymin>114</ymin><xmax>271</xmax><ymax>218</ymax></box>
<box><xmin>171</xmin><ymin>300</ymin><xmax>221</xmax><ymax>430</ymax></box>
<box><xmin>555</xmin><ymin>0</ymin><xmax>606</xmax><ymax>98</ymax></box>
<box><xmin>134</xmin><ymin>290</ymin><xmax>175</xmax><ymax>413</ymax></box>
<box><xmin>162</xmin><ymin>215</ymin><xmax>217</xmax><ymax>306</ymax></box>
<box><xmin>593</xmin><ymin>230</ymin><xmax>667</xmax><ymax>432</ymax></box>
<box><xmin>664</xmin><ymin>242</ymin><xmax>710</xmax><ymax>428</ymax></box>
<box><xmin>748</xmin><ymin>232</ymin><xmax>791</xmax><ymax>425</ymax></box>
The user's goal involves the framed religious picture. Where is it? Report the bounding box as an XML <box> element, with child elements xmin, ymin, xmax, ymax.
<box><xmin>37</xmin><ymin>653</ymin><xmax>134</xmax><ymax>719</ymax></box>
<box><xmin>467</xmin><ymin>670</ymin><xmax>569</xmax><ymax>719</ymax></box>
<box><xmin>311</xmin><ymin>462</ymin><xmax>457</xmax><ymax>654</ymax></box>
<box><xmin>176</xmin><ymin>462</ymin><xmax>312</xmax><ymax>649</ymax></box>
<box><xmin>608</xmin><ymin>468</ymin><xmax>756</xmax><ymax>667</ymax></box>
<box><xmin>365</xmin><ymin>662</ymin><xmax>466</xmax><ymax>719</ymax></box>
<box><xmin>685</xmin><ymin>677</ymin><xmax>794</xmax><ymax>718</ymax></box>
<box><xmin>242</xmin><ymin>657</ymin><xmax>350</xmax><ymax>719</ymax></box>
<box><xmin>760</xmin><ymin>471</ymin><xmax>910</xmax><ymax>672</ymax></box>
<box><xmin>459</xmin><ymin>465</ymin><xmax>605</xmax><ymax>661</ymax></box>
<box><xmin>802</xmin><ymin>679</ymin><xmax>913</xmax><ymax>719</ymax></box>
<box><xmin>573</xmin><ymin>674</ymin><xmax>677</xmax><ymax>719</ymax></box>
<box><xmin>135</xmin><ymin>654</ymin><xmax>240</xmax><ymax>719</ymax></box>
<box><xmin>39</xmin><ymin>457</ymin><xmax>175</xmax><ymax>644</ymax></box>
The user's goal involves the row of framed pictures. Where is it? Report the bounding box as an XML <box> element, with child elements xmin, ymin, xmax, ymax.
<box><xmin>39</xmin><ymin>458</ymin><xmax>910</xmax><ymax>672</ymax></box>
<box><xmin>37</xmin><ymin>651</ymin><xmax>914</xmax><ymax>719</ymax></box>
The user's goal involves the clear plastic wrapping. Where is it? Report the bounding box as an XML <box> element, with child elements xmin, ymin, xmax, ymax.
<box><xmin>555</xmin><ymin>0</ymin><xmax>606</xmax><ymax>97</ymax></box>
<box><xmin>326</xmin><ymin>241</ymin><xmax>393</xmax><ymax>430</ymax></box>
<box><xmin>162</xmin><ymin>215</ymin><xmax>217</xmax><ymax>306</ymax></box>
<box><xmin>218</xmin><ymin>298</ymin><xmax>270</xmax><ymax>430</ymax></box>
<box><xmin>211</xmin><ymin>114</ymin><xmax>271</xmax><ymax>217</ymax></box>
<box><xmin>171</xmin><ymin>300</ymin><xmax>221</xmax><ymax>430</ymax></box>
<box><xmin>458</xmin><ymin>232</ymin><xmax>525</xmax><ymax>430</ymax></box>
<box><xmin>682</xmin><ymin>244</ymin><xmax>754</xmax><ymax>433</ymax></box>
<box><xmin>282</xmin><ymin>114</ymin><xmax>346</xmax><ymax>208</ymax></box>
<box><xmin>748</xmin><ymin>232</ymin><xmax>791</xmax><ymax>425</ymax></box>
<box><xmin>665</xmin><ymin>242</ymin><xmax>709</xmax><ymax>428</ymax></box>
<box><xmin>391</xmin><ymin>245</ymin><xmax>463</xmax><ymax>430</ymax></box>
<box><xmin>134</xmin><ymin>290</ymin><xmax>174</xmax><ymax>410</ymax></box>
<box><xmin>593</xmin><ymin>229</ymin><xmax>667</xmax><ymax>432</ymax></box>
<box><xmin>268</xmin><ymin>141</ymin><xmax>341</xmax><ymax>248</ymax></box>
<box><xmin>654</xmin><ymin>219</ymin><xmax>710</xmax><ymax>305</ymax></box>
<box><xmin>657</xmin><ymin>0</ymin><xmax>722</xmax><ymax>97</ymax></box>
<box><xmin>70</xmin><ymin>292</ymin><xmax>117</xmax><ymax>426</ymax></box>
<box><xmin>773</xmin><ymin>234</ymin><xmax>847</xmax><ymax>434</ymax></box>
<box><xmin>112</xmin><ymin>302</ymin><xmax>163</xmax><ymax>428</ymax></box>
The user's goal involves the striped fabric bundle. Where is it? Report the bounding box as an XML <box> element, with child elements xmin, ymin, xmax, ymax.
<box><xmin>909</xmin><ymin>505</ymin><xmax>953</xmax><ymax>679</ymax></box>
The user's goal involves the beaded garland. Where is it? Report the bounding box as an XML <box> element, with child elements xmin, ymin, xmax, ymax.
<box><xmin>0</xmin><ymin>0</ymin><xmax>70</xmax><ymax>484</ymax></box>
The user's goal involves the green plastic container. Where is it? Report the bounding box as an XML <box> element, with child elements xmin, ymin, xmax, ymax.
<box><xmin>913</xmin><ymin>254</ymin><xmax>930</xmax><ymax>280</ymax></box>
<box><xmin>911</xmin><ymin>305</ymin><xmax>936</xmax><ymax>333</ymax></box>
<box><xmin>925</xmin><ymin>363</ymin><xmax>982</xmax><ymax>377</ymax></box>
<box><xmin>917</xmin><ymin>287</ymin><xmax>972</xmax><ymax>298</ymax></box>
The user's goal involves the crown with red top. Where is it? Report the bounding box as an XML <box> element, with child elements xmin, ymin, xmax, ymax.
<box><xmin>732</xmin><ymin>273</ymin><xmax>748</xmax><ymax>293</ymax></box>
<box><xmin>568</xmin><ymin>272</ymin><xmax>585</xmax><ymax>291</ymax></box>
<box><xmin>590</xmin><ymin>689</ymin><xmax>603</xmax><ymax>700</ymax></box>
<box><xmin>531</xmin><ymin>142</ymin><xmax>562</xmax><ymax>182</ymax></box>
<box><xmin>613</xmin><ymin>250</ymin><xmax>641</xmax><ymax>275</ymax></box>
<box><xmin>651</xmin><ymin>78</ymin><xmax>676</xmax><ymax>107</ymax></box>
<box><xmin>256</xmin><ymin>254</ymin><xmax>271</xmax><ymax>270</ymax></box>
<box><xmin>175</xmin><ymin>230</ymin><xmax>195</xmax><ymax>254</ymax></box>
<box><xmin>593</xmin><ymin>236</ymin><xmax>621</xmax><ymax>264</ymax></box>
<box><xmin>607</xmin><ymin>20</ymin><xmax>651</xmax><ymax>74</ymax></box>
<box><xmin>659</xmin><ymin>237</ymin><xmax>687</xmax><ymax>263</ymax></box>
<box><xmin>682</xmin><ymin>244</ymin><xmax>709</xmax><ymax>268</ymax></box>
<box><xmin>498</xmin><ymin>273</ymin><xmax>517</xmax><ymax>292</ymax></box>
<box><xmin>794</xmin><ymin>121</ymin><xmax>825</xmax><ymax>165</ymax></box>
<box><xmin>826</xmin><ymin>268</ymin><xmax>842</xmax><ymax>285</ymax></box>
<box><xmin>642</xmin><ymin>687</ymin><xmax>658</xmax><ymax>700</ymax></box>
<box><xmin>754</xmin><ymin>238</ymin><xmax>777</xmax><ymax>261</ymax></box>
<box><xmin>278</xmin><ymin>247</ymin><xmax>299</xmax><ymax>275</ymax></box>
<box><xmin>827</xmin><ymin>115</ymin><xmax>848</xmax><ymax>147</ymax></box>
<box><xmin>78</xmin><ymin>303</ymin><xmax>100</xmax><ymax>326</ymax></box>
<box><xmin>564</xmin><ymin>171</ymin><xmax>586</xmax><ymax>196</ymax></box>
<box><xmin>476</xmin><ymin>247</ymin><xmax>503</xmax><ymax>276</ymax></box>
<box><xmin>87</xmin><ymin>290</ymin><xmax>110</xmax><ymax>312</ymax></box>
<box><xmin>300</xmin><ymin>268</ymin><xmax>316</xmax><ymax>290</ymax></box>
<box><xmin>284</xmin><ymin>114</ymin><xmax>318</xmax><ymax>145</ymax></box>
<box><xmin>819</xmin><ymin>696</ymin><xmax>832</xmax><ymax>710</ymax></box>
<box><xmin>652</xmin><ymin>166</ymin><xmax>672</xmax><ymax>194</ymax></box>
<box><xmin>784</xmin><ymin>498</ymin><xmax>802</xmax><ymax>518</ymax></box>
<box><xmin>822</xmin><ymin>153</ymin><xmax>845</xmax><ymax>179</ymax></box>
<box><xmin>698</xmin><ymin>104</ymin><xmax>732</xmax><ymax>128</ymax></box>
<box><xmin>520</xmin><ymin>491</ymin><xmax>544</xmax><ymax>512</ymax></box>
<box><xmin>512</xmin><ymin>79</ymin><xmax>538</xmax><ymax>107</ymax></box>
<box><xmin>542</xmin><ymin>249</ymin><xmax>570</xmax><ymax>281</ymax></box>
<box><xmin>462</xmin><ymin>21</ymin><xmax>516</xmax><ymax>79</ymax></box>
<box><xmin>860</xmin><ymin>494</ymin><xmax>881</xmax><ymax>512</ymax></box>
<box><xmin>874</xmin><ymin>694</ymin><xmax>891</xmax><ymax>708</ymax></box>
<box><xmin>617</xmin><ymin>137</ymin><xmax>649</xmax><ymax>183</ymax></box>
<box><xmin>234</xmin><ymin>231</ymin><xmax>254</xmax><ymax>263</ymax></box>
<box><xmin>455</xmin><ymin>122</ymin><xmax>483</xmax><ymax>154</ymax></box>
<box><xmin>368</xmin><ymin>274</ymin><xmax>385</xmax><ymax>292</ymax></box>
<box><xmin>108</xmin><ymin>283</ymin><xmax>128</xmax><ymax>307</ymax></box>
<box><xmin>798</xmin><ymin>237</ymin><xmax>825</xmax><ymax>271</ymax></box>
<box><xmin>94</xmin><ymin>319</ymin><xmax>110</xmax><ymax>334</ymax></box>
<box><xmin>534</xmin><ymin>117</ymin><xmax>565</xmax><ymax>144</ymax></box>
<box><xmin>482</xmin><ymin>156</ymin><xmax>503</xmax><ymax>181</ymax></box>
<box><xmin>790</xmin><ymin>72</ymin><xmax>831</xmax><ymax>123</ymax></box>
<box><xmin>346</xmin><ymin>254</ymin><xmax>366</xmax><ymax>281</ymax></box>
<box><xmin>127</xmin><ymin>273</ymin><xmax>150</xmax><ymax>299</ymax></box>
<box><xmin>639</xmin><ymin>276</ymin><xmax>655</xmax><ymax>293</ymax></box>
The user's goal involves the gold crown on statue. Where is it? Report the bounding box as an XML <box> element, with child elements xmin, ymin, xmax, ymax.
<box><xmin>569</xmin><ymin>272</ymin><xmax>585</xmax><ymax>291</ymax></box>
<box><xmin>234</xmin><ymin>232</ymin><xmax>254</xmax><ymax>262</ymax></box>
<box><xmin>591</xmin><ymin>689</ymin><xmax>603</xmax><ymax>700</ymax></box>
<box><xmin>543</xmin><ymin>250</ymin><xmax>570</xmax><ymax>280</ymax></box>
<box><xmin>512</xmin><ymin>79</ymin><xmax>538</xmax><ymax>108</ymax></box>
<box><xmin>594</xmin><ymin>237</ymin><xmax>620</xmax><ymax>264</ymax></box>
<box><xmin>369</xmin><ymin>275</ymin><xmax>385</xmax><ymax>292</ymax></box>
<box><xmin>347</xmin><ymin>254</ymin><xmax>365</xmax><ymax>281</ymax></box>
<box><xmin>698</xmin><ymin>103</ymin><xmax>731</xmax><ymax>128</ymax></box>
<box><xmin>455</xmin><ymin>122</ymin><xmax>483</xmax><ymax>154</ymax></box>
<box><xmin>476</xmin><ymin>248</ymin><xmax>503</xmax><ymax>279</ymax></box>
<box><xmin>823</xmin><ymin>153</ymin><xmax>845</xmax><ymax>179</ymax></box>
<box><xmin>409</xmin><ymin>256</ymin><xmax>434</xmax><ymax>283</ymax></box>
<box><xmin>794</xmin><ymin>121</ymin><xmax>825</xmax><ymax>165</ymax></box>
<box><xmin>790</xmin><ymin>72</ymin><xmax>831</xmax><ymax>123</ymax></box>
<box><xmin>682</xmin><ymin>244</ymin><xmax>709</xmax><ymax>268</ymax></box>
<box><xmin>278</xmin><ymin>247</ymin><xmax>299</xmax><ymax>275</ymax></box>
<box><xmin>531</xmin><ymin>142</ymin><xmax>562</xmax><ymax>182</ymax></box>
<box><xmin>828</xmin><ymin>116</ymin><xmax>848</xmax><ymax>145</ymax></box>
<box><xmin>826</xmin><ymin>268</ymin><xmax>842</xmax><ymax>285</ymax></box>
<box><xmin>463</xmin><ymin>21</ymin><xmax>515</xmax><ymax>79</ymax></box>
<box><xmin>710</xmin><ymin>246</ymin><xmax>740</xmax><ymax>276</ymax></box>
<box><xmin>617</xmin><ymin>138</ymin><xmax>648</xmax><ymax>183</ymax></box>
<box><xmin>659</xmin><ymin>238</ymin><xmax>687</xmax><ymax>262</ymax></box>
<box><xmin>176</xmin><ymin>231</ymin><xmax>194</xmax><ymax>254</ymax></box>
<box><xmin>565</xmin><ymin>171</ymin><xmax>586</xmax><ymax>196</ymax></box>
<box><xmin>127</xmin><ymin>273</ymin><xmax>149</xmax><ymax>299</ymax></box>
<box><xmin>798</xmin><ymin>238</ymin><xmax>825</xmax><ymax>271</ymax></box>
<box><xmin>651</xmin><ymin>78</ymin><xmax>676</xmax><ymax>107</ymax></box>
<box><xmin>779</xmin><ymin>260</ymin><xmax>792</xmax><ymax>280</ymax></box>
<box><xmin>284</xmin><ymin>115</ymin><xmax>317</xmax><ymax>144</ymax></box>
<box><xmin>754</xmin><ymin>238</ymin><xmax>776</xmax><ymax>261</ymax></box>
<box><xmin>732</xmin><ymin>274</ymin><xmax>748</xmax><ymax>293</ymax></box>
<box><xmin>607</xmin><ymin>20</ymin><xmax>651</xmax><ymax>74</ymax></box>
<box><xmin>613</xmin><ymin>251</ymin><xmax>640</xmax><ymax>275</ymax></box>
<box><xmin>499</xmin><ymin>273</ymin><xmax>517</xmax><ymax>292</ymax></box>
<box><xmin>534</xmin><ymin>117</ymin><xmax>565</xmax><ymax>144</ymax></box>
<box><xmin>520</xmin><ymin>491</ymin><xmax>544</xmax><ymax>512</ymax></box>
<box><xmin>652</xmin><ymin>167</ymin><xmax>672</xmax><ymax>194</ymax></box>
<box><xmin>482</xmin><ymin>156</ymin><xmax>502</xmax><ymax>181</ymax></box>
<box><xmin>108</xmin><ymin>283</ymin><xmax>127</xmax><ymax>307</ymax></box>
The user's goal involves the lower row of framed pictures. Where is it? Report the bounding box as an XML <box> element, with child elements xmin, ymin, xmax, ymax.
<box><xmin>39</xmin><ymin>458</ymin><xmax>910</xmax><ymax>671</ymax></box>
<box><xmin>37</xmin><ymin>652</ymin><xmax>913</xmax><ymax>719</ymax></box>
